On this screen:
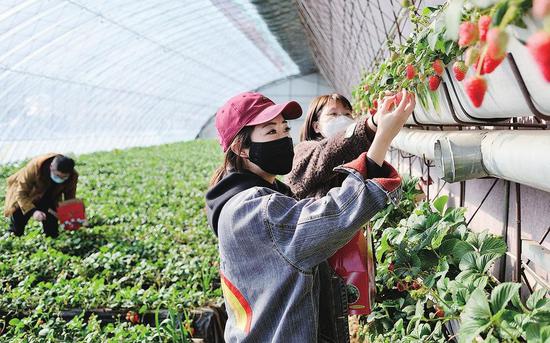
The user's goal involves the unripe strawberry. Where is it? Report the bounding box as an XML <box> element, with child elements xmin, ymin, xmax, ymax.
<box><xmin>459</xmin><ymin>22</ymin><xmax>479</xmax><ymax>47</ymax></box>
<box><xmin>527</xmin><ymin>30</ymin><xmax>550</xmax><ymax>82</ymax></box>
<box><xmin>465</xmin><ymin>46</ymin><xmax>480</xmax><ymax>66</ymax></box>
<box><xmin>453</xmin><ymin>61</ymin><xmax>467</xmax><ymax>81</ymax></box>
<box><xmin>465</xmin><ymin>75</ymin><xmax>487</xmax><ymax>108</ymax></box>
<box><xmin>486</xmin><ymin>28</ymin><xmax>509</xmax><ymax>60</ymax></box>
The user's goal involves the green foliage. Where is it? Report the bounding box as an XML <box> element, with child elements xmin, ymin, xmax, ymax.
<box><xmin>359</xmin><ymin>178</ymin><xmax>550</xmax><ymax>342</ymax></box>
<box><xmin>0</xmin><ymin>140</ymin><xmax>222</xmax><ymax>341</ymax></box>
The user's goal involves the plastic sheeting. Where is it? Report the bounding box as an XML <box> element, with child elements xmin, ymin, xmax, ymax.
<box><xmin>0</xmin><ymin>0</ymin><xmax>300</xmax><ymax>163</ymax></box>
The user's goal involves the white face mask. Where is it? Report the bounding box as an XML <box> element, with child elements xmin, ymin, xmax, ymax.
<box><xmin>50</xmin><ymin>171</ymin><xmax>68</xmax><ymax>184</ymax></box>
<box><xmin>318</xmin><ymin>115</ymin><xmax>355</xmax><ymax>138</ymax></box>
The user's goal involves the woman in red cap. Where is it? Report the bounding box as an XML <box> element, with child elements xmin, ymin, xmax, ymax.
<box><xmin>205</xmin><ymin>91</ymin><xmax>414</xmax><ymax>342</ymax></box>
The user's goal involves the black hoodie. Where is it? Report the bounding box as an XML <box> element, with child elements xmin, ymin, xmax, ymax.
<box><xmin>205</xmin><ymin>170</ymin><xmax>292</xmax><ymax>236</ymax></box>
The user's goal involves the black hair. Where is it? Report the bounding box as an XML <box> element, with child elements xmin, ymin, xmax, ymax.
<box><xmin>53</xmin><ymin>155</ymin><xmax>75</xmax><ymax>174</ymax></box>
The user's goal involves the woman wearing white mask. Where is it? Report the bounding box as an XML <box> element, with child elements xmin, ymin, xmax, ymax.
<box><xmin>287</xmin><ymin>91</ymin><xmax>405</xmax><ymax>342</ymax></box>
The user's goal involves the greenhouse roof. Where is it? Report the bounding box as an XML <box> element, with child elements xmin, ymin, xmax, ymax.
<box><xmin>0</xmin><ymin>0</ymin><xmax>312</xmax><ymax>163</ymax></box>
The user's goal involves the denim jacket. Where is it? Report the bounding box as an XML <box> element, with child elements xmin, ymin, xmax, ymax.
<box><xmin>207</xmin><ymin>153</ymin><xmax>401</xmax><ymax>342</ymax></box>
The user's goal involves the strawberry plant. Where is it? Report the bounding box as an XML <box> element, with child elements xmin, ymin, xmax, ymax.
<box><xmin>0</xmin><ymin>140</ymin><xmax>223</xmax><ymax>341</ymax></box>
<box><xmin>357</xmin><ymin>179</ymin><xmax>550</xmax><ymax>342</ymax></box>
<box><xmin>353</xmin><ymin>0</ymin><xmax>547</xmax><ymax>113</ymax></box>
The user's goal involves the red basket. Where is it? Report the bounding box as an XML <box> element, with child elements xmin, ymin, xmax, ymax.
<box><xmin>56</xmin><ymin>199</ymin><xmax>86</xmax><ymax>231</ymax></box>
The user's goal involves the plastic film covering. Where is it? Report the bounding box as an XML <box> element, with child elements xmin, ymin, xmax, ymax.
<box><xmin>0</xmin><ymin>0</ymin><xmax>300</xmax><ymax>163</ymax></box>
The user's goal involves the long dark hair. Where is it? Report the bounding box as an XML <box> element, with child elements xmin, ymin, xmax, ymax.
<box><xmin>209</xmin><ymin>126</ymin><xmax>253</xmax><ymax>187</ymax></box>
<box><xmin>299</xmin><ymin>94</ymin><xmax>353</xmax><ymax>142</ymax></box>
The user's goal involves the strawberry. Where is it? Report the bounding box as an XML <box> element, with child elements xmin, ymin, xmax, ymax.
<box><xmin>478</xmin><ymin>15</ymin><xmax>492</xmax><ymax>42</ymax></box>
<box><xmin>527</xmin><ymin>31</ymin><xmax>550</xmax><ymax>82</ymax></box>
<box><xmin>411</xmin><ymin>280</ymin><xmax>422</xmax><ymax>290</ymax></box>
<box><xmin>369</xmin><ymin>98</ymin><xmax>378</xmax><ymax>115</ymax></box>
<box><xmin>363</xmin><ymin>84</ymin><xmax>369</xmax><ymax>92</ymax></box>
<box><xmin>435</xmin><ymin>307</ymin><xmax>445</xmax><ymax>318</ymax></box>
<box><xmin>458</xmin><ymin>22</ymin><xmax>479</xmax><ymax>47</ymax></box>
<box><xmin>465</xmin><ymin>75</ymin><xmax>487</xmax><ymax>108</ymax></box>
<box><xmin>464</xmin><ymin>46</ymin><xmax>480</xmax><ymax>66</ymax></box>
<box><xmin>480</xmin><ymin>54</ymin><xmax>505</xmax><ymax>74</ymax></box>
<box><xmin>406</xmin><ymin>64</ymin><xmax>416</xmax><ymax>79</ymax></box>
<box><xmin>452</xmin><ymin>61</ymin><xmax>467</xmax><ymax>81</ymax></box>
<box><xmin>126</xmin><ymin>311</ymin><xmax>139</xmax><ymax>324</ymax></box>
<box><xmin>533</xmin><ymin>0</ymin><xmax>550</xmax><ymax>19</ymax></box>
<box><xmin>486</xmin><ymin>28</ymin><xmax>509</xmax><ymax>60</ymax></box>
<box><xmin>433</xmin><ymin>59</ymin><xmax>444</xmax><ymax>75</ymax></box>
<box><xmin>388</xmin><ymin>262</ymin><xmax>395</xmax><ymax>272</ymax></box>
<box><xmin>428</xmin><ymin>75</ymin><xmax>441</xmax><ymax>91</ymax></box>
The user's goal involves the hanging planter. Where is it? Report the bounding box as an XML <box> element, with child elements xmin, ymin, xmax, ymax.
<box><xmin>413</xmin><ymin>73</ymin><xmax>457</xmax><ymax>125</ymax></box>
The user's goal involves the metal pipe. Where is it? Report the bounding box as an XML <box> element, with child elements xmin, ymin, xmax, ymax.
<box><xmin>514</xmin><ymin>183</ymin><xmax>522</xmax><ymax>283</ymax></box>
<box><xmin>499</xmin><ymin>180</ymin><xmax>511</xmax><ymax>282</ymax></box>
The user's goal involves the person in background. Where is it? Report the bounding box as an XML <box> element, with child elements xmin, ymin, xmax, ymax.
<box><xmin>286</xmin><ymin>92</ymin><xmax>404</xmax><ymax>342</ymax></box>
<box><xmin>205</xmin><ymin>91</ymin><xmax>413</xmax><ymax>342</ymax></box>
<box><xmin>3</xmin><ymin>154</ymin><xmax>78</xmax><ymax>238</ymax></box>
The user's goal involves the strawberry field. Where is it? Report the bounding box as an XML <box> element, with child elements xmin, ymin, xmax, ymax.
<box><xmin>0</xmin><ymin>141</ymin><xmax>223</xmax><ymax>342</ymax></box>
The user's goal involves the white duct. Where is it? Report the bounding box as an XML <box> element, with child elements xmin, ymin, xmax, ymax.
<box><xmin>391</xmin><ymin>128</ymin><xmax>550</xmax><ymax>193</ymax></box>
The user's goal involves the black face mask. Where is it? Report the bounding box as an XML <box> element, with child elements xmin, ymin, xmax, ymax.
<box><xmin>248</xmin><ymin>137</ymin><xmax>294</xmax><ymax>175</ymax></box>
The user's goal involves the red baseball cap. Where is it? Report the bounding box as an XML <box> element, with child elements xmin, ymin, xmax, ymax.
<box><xmin>215</xmin><ymin>92</ymin><xmax>302</xmax><ymax>151</ymax></box>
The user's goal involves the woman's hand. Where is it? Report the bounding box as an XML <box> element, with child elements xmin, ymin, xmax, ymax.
<box><xmin>367</xmin><ymin>89</ymin><xmax>415</xmax><ymax>166</ymax></box>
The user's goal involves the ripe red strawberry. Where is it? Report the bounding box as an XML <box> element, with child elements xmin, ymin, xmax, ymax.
<box><xmin>475</xmin><ymin>53</ymin><xmax>505</xmax><ymax>75</ymax></box>
<box><xmin>369</xmin><ymin>98</ymin><xmax>378</xmax><ymax>115</ymax></box>
<box><xmin>388</xmin><ymin>262</ymin><xmax>395</xmax><ymax>272</ymax></box>
<box><xmin>433</xmin><ymin>59</ymin><xmax>444</xmax><ymax>75</ymax></box>
<box><xmin>411</xmin><ymin>280</ymin><xmax>422</xmax><ymax>290</ymax></box>
<box><xmin>533</xmin><ymin>0</ymin><xmax>550</xmax><ymax>19</ymax></box>
<box><xmin>435</xmin><ymin>307</ymin><xmax>445</xmax><ymax>318</ymax></box>
<box><xmin>459</xmin><ymin>22</ymin><xmax>479</xmax><ymax>47</ymax></box>
<box><xmin>464</xmin><ymin>46</ymin><xmax>480</xmax><ymax>66</ymax></box>
<box><xmin>478</xmin><ymin>15</ymin><xmax>492</xmax><ymax>42</ymax></box>
<box><xmin>527</xmin><ymin>31</ymin><xmax>550</xmax><ymax>82</ymax></box>
<box><xmin>428</xmin><ymin>75</ymin><xmax>441</xmax><ymax>91</ymax></box>
<box><xmin>452</xmin><ymin>61</ymin><xmax>467</xmax><ymax>81</ymax></box>
<box><xmin>465</xmin><ymin>75</ymin><xmax>487</xmax><ymax>108</ymax></box>
<box><xmin>486</xmin><ymin>28</ymin><xmax>509</xmax><ymax>60</ymax></box>
<box><xmin>480</xmin><ymin>54</ymin><xmax>505</xmax><ymax>74</ymax></box>
<box><xmin>406</xmin><ymin>64</ymin><xmax>416</xmax><ymax>79</ymax></box>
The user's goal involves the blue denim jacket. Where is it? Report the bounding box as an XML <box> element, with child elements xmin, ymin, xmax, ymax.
<box><xmin>214</xmin><ymin>161</ymin><xmax>401</xmax><ymax>342</ymax></box>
